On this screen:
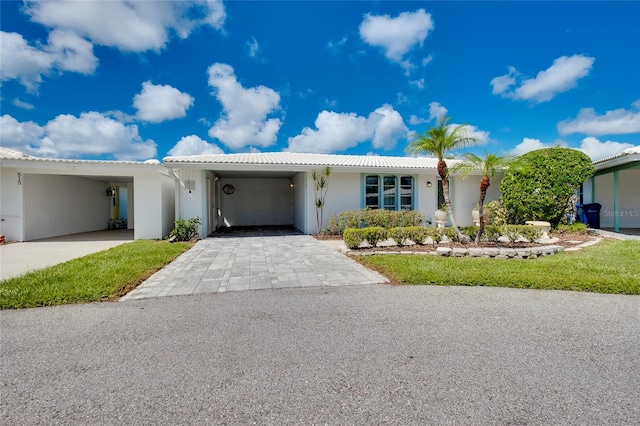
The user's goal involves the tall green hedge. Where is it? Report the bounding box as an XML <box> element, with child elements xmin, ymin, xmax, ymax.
<box><xmin>500</xmin><ymin>148</ymin><xmax>594</xmax><ymax>226</ymax></box>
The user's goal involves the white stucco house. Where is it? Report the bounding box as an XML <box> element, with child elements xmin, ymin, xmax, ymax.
<box><xmin>1</xmin><ymin>148</ymin><xmax>501</xmax><ymax>241</ymax></box>
<box><xmin>164</xmin><ymin>152</ymin><xmax>501</xmax><ymax>236</ymax></box>
<box><xmin>581</xmin><ymin>146</ymin><xmax>640</xmax><ymax>232</ymax></box>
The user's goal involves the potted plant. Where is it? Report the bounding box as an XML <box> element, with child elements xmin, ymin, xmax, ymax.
<box><xmin>434</xmin><ymin>204</ymin><xmax>448</xmax><ymax>222</ymax></box>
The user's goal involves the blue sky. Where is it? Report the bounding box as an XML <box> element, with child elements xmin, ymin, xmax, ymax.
<box><xmin>1</xmin><ymin>1</ymin><xmax>639</xmax><ymax>161</ymax></box>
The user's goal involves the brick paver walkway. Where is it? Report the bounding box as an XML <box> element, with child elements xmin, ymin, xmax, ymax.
<box><xmin>121</xmin><ymin>233</ymin><xmax>387</xmax><ymax>300</ymax></box>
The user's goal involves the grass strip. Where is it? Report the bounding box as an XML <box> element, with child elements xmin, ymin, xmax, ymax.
<box><xmin>1</xmin><ymin>240</ymin><xmax>192</xmax><ymax>309</ymax></box>
<box><xmin>356</xmin><ymin>240</ymin><xmax>640</xmax><ymax>295</ymax></box>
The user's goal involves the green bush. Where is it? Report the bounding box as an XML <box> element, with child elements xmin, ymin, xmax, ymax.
<box><xmin>555</xmin><ymin>223</ymin><xmax>588</xmax><ymax>234</ymax></box>
<box><xmin>502</xmin><ymin>225</ymin><xmax>520</xmax><ymax>243</ymax></box>
<box><xmin>343</xmin><ymin>227</ymin><xmax>388</xmax><ymax>248</ymax></box>
<box><xmin>169</xmin><ymin>217</ymin><xmax>201</xmax><ymax>241</ymax></box>
<box><xmin>485</xmin><ymin>199</ymin><xmax>508</xmax><ymax>226</ymax></box>
<box><xmin>442</xmin><ymin>227</ymin><xmax>457</xmax><ymax>242</ymax></box>
<box><xmin>500</xmin><ymin>148</ymin><xmax>595</xmax><ymax>226</ymax></box>
<box><xmin>460</xmin><ymin>226</ymin><xmax>479</xmax><ymax>241</ymax></box>
<box><xmin>407</xmin><ymin>226</ymin><xmax>430</xmax><ymax>244</ymax></box>
<box><xmin>482</xmin><ymin>225</ymin><xmax>502</xmax><ymax>242</ymax></box>
<box><xmin>388</xmin><ymin>227</ymin><xmax>411</xmax><ymax>246</ymax></box>
<box><xmin>362</xmin><ymin>227</ymin><xmax>387</xmax><ymax>247</ymax></box>
<box><xmin>520</xmin><ymin>225</ymin><xmax>543</xmax><ymax>242</ymax></box>
<box><xmin>326</xmin><ymin>209</ymin><xmax>425</xmax><ymax>235</ymax></box>
<box><xmin>343</xmin><ymin>228</ymin><xmax>365</xmax><ymax>249</ymax></box>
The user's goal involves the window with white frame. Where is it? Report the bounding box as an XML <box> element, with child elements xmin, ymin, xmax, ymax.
<box><xmin>364</xmin><ymin>175</ymin><xmax>414</xmax><ymax>210</ymax></box>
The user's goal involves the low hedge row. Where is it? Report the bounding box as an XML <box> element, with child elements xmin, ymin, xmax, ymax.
<box><xmin>325</xmin><ymin>209</ymin><xmax>425</xmax><ymax>235</ymax></box>
<box><xmin>342</xmin><ymin>225</ymin><xmax>543</xmax><ymax>249</ymax></box>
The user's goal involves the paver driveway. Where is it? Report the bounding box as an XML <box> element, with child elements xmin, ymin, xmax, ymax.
<box><xmin>122</xmin><ymin>228</ymin><xmax>387</xmax><ymax>300</ymax></box>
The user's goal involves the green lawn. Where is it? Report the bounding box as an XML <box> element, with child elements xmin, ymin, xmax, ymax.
<box><xmin>356</xmin><ymin>240</ymin><xmax>640</xmax><ymax>295</ymax></box>
<box><xmin>0</xmin><ymin>240</ymin><xmax>192</xmax><ymax>309</ymax></box>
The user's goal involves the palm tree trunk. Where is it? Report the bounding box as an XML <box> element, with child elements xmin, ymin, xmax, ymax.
<box><xmin>441</xmin><ymin>173</ymin><xmax>466</xmax><ymax>243</ymax></box>
<box><xmin>475</xmin><ymin>176</ymin><xmax>490</xmax><ymax>244</ymax></box>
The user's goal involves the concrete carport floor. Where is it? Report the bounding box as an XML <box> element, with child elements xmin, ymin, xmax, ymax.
<box><xmin>121</xmin><ymin>227</ymin><xmax>388</xmax><ymax>300</ymax></box>
<box><xmin>0</xmin><ymin>229</ymin><xmax>134</xmax><ymax>281</ymax></box>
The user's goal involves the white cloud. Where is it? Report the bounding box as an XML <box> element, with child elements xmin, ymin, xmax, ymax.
<box><xmin>359</xmin><ymin>9</ymin><xmax>433</xmax><ymax>68</ymax></box>
<box><xmin>45</xmin><ymin>29</ymin><xmax>97</xmax><ymax>73</ymax></box>
<box><xmin>510</xmin><ymin>138</ymin><xmax>568</xmax><ymax>156</ymax></box>
<box><xmin>0</xmin><ymin>31</ymin><xmax>54</xmax><ymax>91</ymax></box>
<box><xmin>422</xmin><ymin>55</ymin><xmax>433</xmax><ymax>66</ymax></box>
<box><xmin>491</xmin><ymin>55</ymin><xmax>595</xmax><ymax>103</ymax></box>
<box><xmin>327</xmin><ymin>37</ymin><xmax>348</xmax><ymax>53</ymax></box>
<box><xmin>13</xmin><ymin>98</ymin><xmax>35</xmax><ymax>110</ymax></box>
<box><xmin>409</xmin><ymin>78</ymin><xmax>425</xmax><ymax>90</ymax></box>
<box><xmin>246</xmin><ymin>37</ymin><xmax>260</xmax><ymax>58</ymax></box>
<box><xmin>0</xmin><ymin>113</ymin><xmax>156</xmax><ymax>160</ymax></box>
<box><xmin>0</xmin><ymin>30</ymin><xmax>97</xmax><ymax>91</ymax></box>
<box><xmin>24</xmin><ymin>0</ymin><xmax>226</xmax><ymax>53</ymax></box>
<box><xmin>558</xmin><ymin>101</ymin><xmax>640</xmax><ymax>135</ymax></box>
<box><xmin>577</xmin><ymin>137</ymin><xmax>635</xmax><ymax>161</ymax></box>
<box><xmin>167</xmin><ymin>135</ymin><xmax>223</xmax><ymax>156</ymax></box>
<box><xmin>490</xmin><ymin>66</ymin><xmax>517</xmax><ymax>95</ymax></box>
<box><xmin>409</xmin><ymin>115</ymin><xmax>428</xmax><ymax>125</ymax></box>
<box><xmin>207</xmin><ymin>63</ymin><xmax>282</xmax><ymax>150</ymax></box>
<box><xmin>133</xmin><ymin>81</ymin><xmax>194</xmax><ymax>123</ymax></box>
<box><xmin>0</xmin><ymin>114</ymin><xmax>44</xmax><ymax>148</ymax></box>
<box><xmin>450</xmin><ymin>123</ymin><xmax>491</xmax><ymax>145</ymax></box>
<box><xmin>286</xmin><ymin>104</ymin><xmax>407</xmax><ymax>153</ymax></box>
<box><xmin>428</xmin><ymin>101</ymin><xmax>448</xmax><ymax>121</ymax></box>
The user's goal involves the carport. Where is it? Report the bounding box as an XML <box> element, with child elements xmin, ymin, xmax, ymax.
<box><xmin>0</xmin><ymin>148</ymin><xmax>175</xmax><ymax>241</ymax></box>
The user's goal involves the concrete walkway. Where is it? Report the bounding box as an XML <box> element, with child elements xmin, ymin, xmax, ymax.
<box><xmin>121</xmin><ymin>234</ymin><xmax>388</xmax><ymax>300</ymax></box>
<box><xmin>0</xmin><ymin>230</ymin><xmax>134</xmax><ymax>281</ymax></box>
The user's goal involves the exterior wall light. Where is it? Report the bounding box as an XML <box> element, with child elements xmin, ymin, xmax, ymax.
<box><xmin>426</xmin><ymin>181</ymin><xmax>432</xmax><ymax>188</ymax></box>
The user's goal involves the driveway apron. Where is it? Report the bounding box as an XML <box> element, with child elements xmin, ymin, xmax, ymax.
<box><xmin>121</xmin><ymin>232</ymin><xmax>387</xmax><ymax>300</ymax></box>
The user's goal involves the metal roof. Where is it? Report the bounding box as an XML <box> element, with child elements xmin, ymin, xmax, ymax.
<box><xmin>593</xmin><ymin>146</ymin><xmax>640</xmax><ymax>165</ymax></box>
<box><xmin>0</xmin><ymin>147</ymin><xmax>163</xmax><ymax>167</ymax></box>
<box><xmin>164</xmin><ymin>152</ymin><xmax>448</xmax><ymax>170</ymax></box>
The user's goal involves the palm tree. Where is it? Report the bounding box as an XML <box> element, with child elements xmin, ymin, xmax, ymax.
<box><xmin>452</xmin><ymin>151</ymin><xmax>517</xmax><ymax>243</ymax></box>
<box><xmin>407</xmin><ymin>115</ymin><xmax>477</xmax><ymax>243</ymax></box>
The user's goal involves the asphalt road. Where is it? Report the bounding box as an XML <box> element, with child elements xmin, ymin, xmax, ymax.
<box><xmin>1</xmin><ymin>285</ymin><xmax>639</xmax><ymax>425</ymax></box>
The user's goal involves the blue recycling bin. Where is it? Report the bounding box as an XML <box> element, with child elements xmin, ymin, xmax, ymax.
<box><xmin>576</xmin><ymin>203</ymin><xmax>602</xmax><ymax>229</ymax></box>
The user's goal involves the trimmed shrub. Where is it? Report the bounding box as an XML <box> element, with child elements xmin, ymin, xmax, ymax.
<box><xmin>441</xmin><ymin>226</ymin><xmax>457</xmax><ymax>242</ymax></box>
<box><xmin>169</xmin><ymin>217</ymin><xmax>201</xmax><ymax>241</ymax></box>
<box><xmin>362</xmin><ymin>227</ymin><xmax>387</xmax><ymax>247</ymax></box>
<box><xmin>460</xmin><ymin>226</ymin><xmax>479</xmax><ymax>241</ymax></box>
<box><xmin>326</xmin><ymin>209</ymin><xmax>425</xmax><ymax>235</ymax></box>
<box><xmin>482</xmin><ymin>225</ymin><xmax>502</xmax><ymax>242</ymax></box>
<box><xmin>407</xmin><ymin>226</ymin><xmax>430</xmax><ymax>245</ymax></box>
<box><xmin>388</xmin><ymin>227</ymin><xmax>411</xmax><ymax>246</ymax></box>
<box><xmin>343</xmin><ymin>228</ymin><xmax>364</xmax><ymax>249</ymax></box>
<box><xmin>520</xmin><ymin>225</ymin><xmax>543</xmax><ymax>242</ymax></box>
<box><xmin>555</xmin><ymin>223</ymin><xmax>587</xmax><ymax>234</ymax></box>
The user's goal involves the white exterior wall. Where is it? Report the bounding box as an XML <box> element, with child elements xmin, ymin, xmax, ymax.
<box><xmin>219</xmin><ymin>177</ymin><xmax>292</xmax><ymax>227</ymax></box>
<box><xmin>452</xmin><ymin>174</ymin><xmax>502</xmax><ymax>227</ymax></box>
<box><xmin>306</xmin><ymin>172</ymin><xmax>360</xmax><ymax>234</ymax></box>
<box><xmin>133</xmin><ymin>173</ymin><xmax>165</xmax><ymax>239</ymax></box>
<box><xmin>174</xmin><ymin>169</ymin><xmax>206</xmax><ymax>237</ymax></box>
<box><xmin>292</xmin><ymin>172</ymin><xmax>306</xmax><ymax>232</ymax></box>
<box><xmin>415</xmin><ymin>174</ymin><xmax>439</xmax><ymax>225</ymax></box>
<box><xmin>24</xmin><ymin>174</ymin><xmax>110</xmax><ymax>240</ymax></box>
<box><xmin>0</xmin><ymin>167</ymin><xmax>24</xmax><ymax>241</ymax></box>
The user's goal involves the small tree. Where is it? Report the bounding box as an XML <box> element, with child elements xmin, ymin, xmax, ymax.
<box><xmin>312</xmin><ymin>167</ymin><xmax>331</xmax><ymax>234</ymax></box>
<box><xmin>500</xmin><ymin>148</ymin><xmax>594</xmax><ymax>226</ymax></box>
<box><xmin>452</xmin><ymin>151</ymin><xmax>521</xmax><ymax>243</ymax></box>
<box><xmin>407</xmin><ymin>115</ymin><xmax>477</xmax><ymax>243</ymax></box>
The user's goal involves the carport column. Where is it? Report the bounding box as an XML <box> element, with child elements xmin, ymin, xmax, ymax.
<box><xmin>133</xmin><ymin>174</ymin><xmax>163</xmax><ymax>239</ymax></box>
<box><xmin>613</xmin><ymin>170</ymin><xmax>619</xmax><ymax>233</ymax></box>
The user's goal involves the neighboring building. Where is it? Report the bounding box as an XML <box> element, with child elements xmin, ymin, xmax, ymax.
<box><xmin>164</xmin><ymin>152</ymin><xmax>500</xmax><ymax>236</ymax></box>
<box><xmin>0</xmin><ymin>148</ymin><xmax>175</xmax><ymax>242</ymax></box>
<box><xmin>582</xmin><ymin>146</ymin><xmax>640</xmax><ymax>232</ymax></box>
